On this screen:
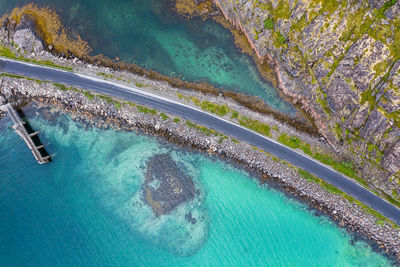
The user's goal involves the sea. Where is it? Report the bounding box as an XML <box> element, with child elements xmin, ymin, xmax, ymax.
<box><xmin>0</xmin><ymin>104</ymin><xmax>393</xmax><ymax>266</ymax></box>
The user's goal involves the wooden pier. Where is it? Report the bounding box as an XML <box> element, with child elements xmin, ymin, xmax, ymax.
<box><xmin>1</xmin><ymin>103</ymin><xmax>50</xmax><ymax>164</ymax></box>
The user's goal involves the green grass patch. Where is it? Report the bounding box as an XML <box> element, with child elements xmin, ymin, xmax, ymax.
<box><xmin>160</xmin><ymin>113</ymin><xmax>169</xmax><ymax>120</ymax></box>
<box><xmin>231</xmin><ymin>111</ymin><xmax>239</xmax><ymax>119</ymax></box>
<box><xmin>231</xmin><ymin>138</ymin><xmax>239</xmax><ymax>144</ymax></box>
<box><xmin>186</xmin><ymin>121</ymin><xmax>197</xmax><ymax>128</ymax></box>
<box><xmin>54</xmin><ymin>83</ymin><xmax>70</xmax><ymax>91</ymax></box>
<box><xmin>114</xmin><ymin>102</ymin><xmax>122</xmax><ymax>109</ymax></box>
<box><xmin>298</xmin><ymin>169</ymin><xmax>320</xmax><ymax>183</ymax></box>
<box><xmin>327</xmin><ymin>58</ymin><xmax>340</xmax><ymax>77</ymax></box>
<box><xmin>81</xmin><ymin>90</ymin><xmax>95</xmax><ymax>100</ymax></box>
<box><xmin>391</xmin><ymin>19</ymin><xmax>400</xmax><ymax>57</ymax></box>
<box><xmin>375</xmin><ymin>0</ymin><xmax>397</xmax><ymax>19</ymax></box>
<box><xmin>263</xmin><ymin>17</ymin><xmax>274</xmax><ymax>30</ymax></box>
<box><xmin>301</xmin><ymin>143</ymin><xmax>313</xmax><ymax>155</ymax></box>
<box><xmin>201</xmin><ymin>100</ymin><xmax>231</xmax><ymax>116</ymax></box>
<box><xmin>189</xmin><ymin>97</ymin><xmax>232</xmax><ymax>117</ymax></box>
<box><xmin>382</xmin><ymin>191</ymin><xmax>400</xmax><ymax>207</ymax></box>
<box><xmin>218</xmin><ymin>135</ymin><xmax>228</xmax><ymax>144</ymax></box>
<box><xmin>0</xmin><ymin>45</ymin><xmax>72</xmax><ymax>71</ymax></box>
<box><xmin>317</xmin><ymin>92</ymin><xmax>332</xmax><ymax>115</ymax></box>
<box><xmin>97</xmin><ymin>94</ymin><xmax>114</xmax><ymax>103</ymax></box>
<box><xmin>135</xmin><ymin>82</ymin><xmax>144</xmax><ymax>88</ymax></box>
<box><xmin>373</xmin><ymin>61</ymin><xmax>390</xmax><ymax>79</ymax></box>
<box><xmin>298</xmin><ymin>169</ymin><xmax>342</xmax><ymax>195</ymax></box>
<box><xmin>367</xmin><ymin>143</ymin><xmax>376</xmax><ymax>152</ymax></box>
<box><xmin>313</xmin><ymin>153</ymin><xmax>361</xmax><ymax>183</ymax></box>
<box><xmin>54</xmin><ymin>83</ymin><xmax>68</xmax><ymax>91</ymax></box>
<box><xmin>273</xmin><ymin>31</ymin><xmax>287</xmax><ymax>48</ymax></box>
<box><xmin>0</xmin><ymin>46</ymin><xmax>16</xmax><ymax>58</ymax></box>
<box><xmin>238</xmin><ymin>116</ymin><xmax>271</xmax><ymax>136</ymax></box>
<box><xmin>360</xmin><ymin>89</ymin><xmax>377</xmax><ymax>110</ymax></box>
<box><xmin>354</xmin><ymin>198</ymin><xmax>392</xmax><ymax>224</ymax></box>
<box><xmin>136</xmin><ymin>105</ymin><xmax>157</xmax><ymax>115</ymax></box>
<box><xmin>184</xmin><ymin>120</ymin><xmax>214</xmax><ymax>136</ymax></box>
<box><xmin>290</xmin><ymin>14</ymin><xmax>307</xmax><ymax>33</ymax></box>
<box><xmin>173</xmin><ymin>118</ymin><xmax>180</xmax><ymax>123</ymax></box>
<box><xmin>334</xmin><ymin>123</ymin><xmax>342</xmax><ymax>139</ymax></box>
<box><xmin>0</xmin><ymin>73</ymin><xmax>43</xmax><ymax>84</ymax></box>
<box><xmin>278</xmin><ymin>133</ymin><xmax>301</xmax><ymax>149</ymax></box>
<box><xmin>97</xmin><ymin>72</ymin><xmax>114</xmax><ymax>79</ymax></box>
<box><xmin>1</xmin><ymin>73</ymin><xmax>27</xmax><ymax>79</ymax></box>
<box><xmin>198</xmin><ymin>126</ymin><xmax>213</xmax><ymax>136</ymax></box>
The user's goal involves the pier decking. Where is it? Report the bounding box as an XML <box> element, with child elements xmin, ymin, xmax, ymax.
<box><xmin>1</xmin><ymin>103</ymin><xmax>50</xmax><ymax>164</ymax></box>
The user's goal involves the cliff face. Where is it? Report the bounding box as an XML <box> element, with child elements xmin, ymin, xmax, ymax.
<box><xmin>212</xmin><ymin>0</ymin><xmax>400</xmax><ymax>198</ymax></box>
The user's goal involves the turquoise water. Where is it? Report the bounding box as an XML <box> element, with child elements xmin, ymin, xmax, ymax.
<box><xmin>0</xmin><ymin>105</ymin><xmax>393</xmax><ymax>266</ymax></box>
<box><xmin>0</xmin><ymin>0</ymin><xmax>296</xmax><ymax>115</ymax></box>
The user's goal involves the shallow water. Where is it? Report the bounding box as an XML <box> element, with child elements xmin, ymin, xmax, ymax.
<box><xmin>0</xmin><ymin>0</ymin><xmax>296</xmax><ymax>115</ymax></box>
<box><xmin>0</xmin><ymin>105</ymin><xmax>393</xmax><ymax>266</ymax></box>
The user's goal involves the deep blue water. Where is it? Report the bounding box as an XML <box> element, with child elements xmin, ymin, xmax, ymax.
<box><xmin>0</xmin><ymin>105</ymin><xmax>393</xmax><ymax>266</ymax></box>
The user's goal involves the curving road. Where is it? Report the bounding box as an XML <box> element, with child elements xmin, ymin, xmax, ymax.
<box><xmin>1</xmin><ymin>57</ymin><xmax>400</xmax><ymax>225</ymax></box>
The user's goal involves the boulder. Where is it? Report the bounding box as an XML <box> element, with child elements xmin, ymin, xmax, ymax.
<box><xmin>13</xmin><ymin>14</ymin><xmax>44</xmax><ymax>53</ymax></box>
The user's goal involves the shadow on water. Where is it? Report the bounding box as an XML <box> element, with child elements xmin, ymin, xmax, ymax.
<box><xmin>17</xmin><ymin>108</ymin><xmax>51</xmax><ymax>162</ymax></box>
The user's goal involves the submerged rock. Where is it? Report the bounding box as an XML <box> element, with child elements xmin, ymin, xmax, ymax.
<box><xmin>144</xmin><ymin>153</ymin><xmax>196</xmax><ymax>216</ymax></box>
<box><xmin>117</xmin><ymin>153</ymin><xmax>208</xmax><ymax>256</ymax></box>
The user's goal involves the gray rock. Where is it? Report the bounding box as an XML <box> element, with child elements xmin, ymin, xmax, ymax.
<box><xmin>359</xmin><ymin>110</ymin><xmax>390</xmax><ymax>143</ymax></box>
<box><xmin>325</xmin><ymin>77</ymin><xmax>356</xmax><ymax>112</ymax></box>
<box><xmin>382</xmin><ymin>140</ymin><xmax>400</xmax><ymax>175</ymax></box>
<box><xmin>13</xmin><ymin>14</ymin><xmax>44</xmax><ymax>53</ymax></box>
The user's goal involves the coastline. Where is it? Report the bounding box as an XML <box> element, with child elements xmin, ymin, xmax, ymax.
<box><xmin>0</xmin><ymin>4</ymin><xmax>317</xmax><ymax>136</ymax></box>
<box><xmin>0</xmin><ymin>2</ymin><xmax>400</xmax><ymax>263</ymax></box>
<box><xmin>172</xmin><ymin>0</ymin><xmax>320</xmax><ymax>135</ymax></box>
<box><xmin>1</xmin><ymin>76</ymin><xmax>400</xmax><ymax>263</ymax></box>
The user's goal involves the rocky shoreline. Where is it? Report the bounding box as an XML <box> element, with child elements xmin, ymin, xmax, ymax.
<box><xmin>1</xmin><ymin>76</ymin><xmax>400</xmax><ymax>263</ymax></box>
<box><xmin>0</xmin><ymin>8</ymin><xmax>338</xmax><ymax>157</ymax></box>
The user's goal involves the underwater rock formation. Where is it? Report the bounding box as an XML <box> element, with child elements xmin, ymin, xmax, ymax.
<box><xmin>144</xmin><ymin>153</ymin><xmax>196</xmax><ymax>216</ymax></box>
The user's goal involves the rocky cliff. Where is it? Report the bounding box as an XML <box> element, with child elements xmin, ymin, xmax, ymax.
<box><xmin>208</xmin><ymin>0</ymin><xmax>400</xmax><ymax>200</ymax></box>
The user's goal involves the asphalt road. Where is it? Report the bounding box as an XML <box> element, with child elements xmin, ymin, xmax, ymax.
<box><xmin>1</xmin><ymin>58</ymin><xmax>400</xmax><ymax>225</ymax></box>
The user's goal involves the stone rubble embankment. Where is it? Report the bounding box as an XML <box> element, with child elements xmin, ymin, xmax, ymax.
<box><xmin>1</xmin><ymin>76</ymin><xmax>399</xmax><ymax>263</ymax></box>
